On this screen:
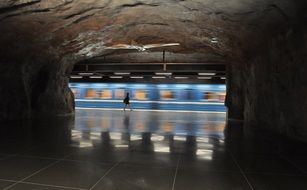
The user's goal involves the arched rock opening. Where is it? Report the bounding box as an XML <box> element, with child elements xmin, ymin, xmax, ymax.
<box><xmin>0</xmin><ymin>0</ymin><xmax>306</xmax><ymax>141</ymax></box>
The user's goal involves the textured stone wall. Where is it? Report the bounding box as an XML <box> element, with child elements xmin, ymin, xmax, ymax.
<box><xmin>243</xmin><ymin>27</ymin><xmax>307</xmax><ymax>141</ymax></box>
<box><xmin>225</xmin><ymin>1</ymin><xmax>307</xmax><ymax>141</ymax></box>
<box><xmin>0</xmin><ymin>53</ymin><xmax>75</xmax><ymax>120</ymax></box>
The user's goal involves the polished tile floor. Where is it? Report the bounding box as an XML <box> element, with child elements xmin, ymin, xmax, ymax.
<box><xmin>0</xmin><ymin>109</ymin><xmax>307</xmax><ymax>190</ymax></box>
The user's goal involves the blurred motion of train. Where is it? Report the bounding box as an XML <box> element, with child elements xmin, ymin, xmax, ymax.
<box><xmin>69</xmin><ymin>83</ymin><xmax>226</xmax><ymax>112</ymax></box>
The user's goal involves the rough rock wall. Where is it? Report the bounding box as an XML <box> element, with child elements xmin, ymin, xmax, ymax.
<box><xmin>0</xmin><ymin>0</ymin><xmax>242</xmax><ymax>120</ymax></box>
<box><xmin>226</xmin><ymin>1</ymin><xmax>307</xmax><ymax>141</ymax></box>
<box><xmin>243</xmin><ymin>27</ymin><xmax>307</xmax><ymax>141</ymax></box>
<box><xmin>0</xmin><ymin>19</ymin><xmax>75</xmax><ymax>120</ymax></box>
<box><xmin>0</xmin><ymin>52</ymin><xmax>75</xmax><ymax>120</ymax></box>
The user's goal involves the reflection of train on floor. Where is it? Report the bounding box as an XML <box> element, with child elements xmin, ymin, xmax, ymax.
<box><xmin>69</xmin><ymin>83</ymin><xmax>226</xmax><ymax>112</ymax></box>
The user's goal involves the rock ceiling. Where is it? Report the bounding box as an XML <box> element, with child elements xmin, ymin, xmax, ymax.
<box><xmin>0</xmin><ymin>0</ymin><xmax>299</xmax><ymax>62</ymax></box>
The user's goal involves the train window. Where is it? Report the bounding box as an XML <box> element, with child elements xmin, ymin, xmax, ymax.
<box><xmin>161</xmin><ymin>122</ymin><xmax>174</xmax><ymax>132</ymax></box>
<box><xmin>160</xmin><ymin>90</ymin><xmax>175</xmax><ymax>100</ymax></box>
<box><xmin>134</xmin><ymin>90</ymin><xmax>148</xmax><ymax>100</ymax></box>
<box><xmin>182</xmin><ymin>89</ymin><xmax>193</xmax><ymax>100</ymax></box>
<box><xmin>218</xmin><ymin>92</ymin><xmax>226</xmax><ymax>102</ymax></box>
<box><xmin>203</xmin><ymin>91</ymin><xmax>219</xmax><ymax>101</ymax></box>
<box><xmin>115</xmin><ymin>89</ymin><xmax>125</xmax><ymax>99</ymax></box>
<box><xmin>101</xmin><ymin>89</ymin><xmax>112</xmax><ymax>99</ymax></box>
<box><xmin>86</xmin><ymin>89</ymin><xmax>100</xmax><ymax>99</ymax></box>
<box><xmin>71</xmin><ymin>88</ymin><xmax>81</xmax><ymax>99</ymax></box>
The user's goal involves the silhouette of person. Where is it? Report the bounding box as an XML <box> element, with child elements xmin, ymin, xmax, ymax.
<box><xmin>123</xmin><ymin>92</ymin><xmax>132</xmax><ymax>111</ymax></box>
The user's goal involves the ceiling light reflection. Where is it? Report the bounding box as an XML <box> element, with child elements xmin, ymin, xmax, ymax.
<box><xmin>115</xmin><ymin>144</ymin><xmax>129</xmax><ymax>148</ymax></box>
<box><xmin>174</xmin><ymin>136</ymin><xmax>186</xmax><ymax>141</ymax></box>
<box><xmin>196</xmin><ymin>149</ymin><xmax>213</xmax><ymax>160</ymax></box>
<box><xmin>196</xmin><ymin>137</ymin><xmax>209</xmax><ymax>143</ymax></box>
<box><xmin>154</xmin><ymin>146</ymin><xmax>170</xmax><ymax>153</ymax></box>
<box><xmin>110</xmin><ymin>132</ymin><xmax>122</xmax><ymax>140</ymax></box>
<box><xmin>151</xmin><ymin>135</ymin><xmax>164</xmax><ymax>142</ymax></box>
<box><xmin>78</xmin><ymin>141</ymin><xmax>93</xmax><ymax>148</ymax></box>
<box><xmin>130</xmin><ymin>134</ymin><xmax>142</xmax><ymax>141</ymax></box>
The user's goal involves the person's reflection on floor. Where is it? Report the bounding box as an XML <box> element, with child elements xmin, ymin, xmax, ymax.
<box><xmin>100</xmin><ymin>131</ymin><xmax>111</xmax><ymax>148</ymax></box>
<box><xmin>122</xmin><ymin>112</ymin><xmax>131</xmax><ymax>142</ymax></box>
<box><xmin>123</xmin><ymin>112</ymin><xmax>130</xmax><ymax>131</ymax></box>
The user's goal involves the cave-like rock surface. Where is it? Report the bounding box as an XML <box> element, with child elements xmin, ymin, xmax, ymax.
<box><xmin>0</xmin><ymin>0</ymin><xmax>306</xmax><ymax>141</ymax></box>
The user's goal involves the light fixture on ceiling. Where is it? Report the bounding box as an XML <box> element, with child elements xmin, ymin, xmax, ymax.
<box><xmin>70</xmin><ymin>75</ymin><xmax>83</xmax><ymax>79</ymax></box>
<box><xmin>89</xmin><ymin>76</ymin><xmax>103</xmax><ymax>79</ymax></box>
<box><xmin>198</xmin><ymin>72</ymin><xmax>215</xmax><ymax>76</ymax></box>
<box><xmin>155</xmin><ymin>72</ymin><xmax>172</xmax><ymax>75</ymax></box>
<box><xmin>78</xmin><ymin>72</ymin><xmax>93</xmax><ymax>76</ymax></box>
<box><xmin>221</xmin><ymin>77</ymin><xmax>226</xmax><ymax>80</ymax></box>
<box><xmin>114</xmin><ymin>72</ymin><xmax>130</xmax><ymax>75</ymax></box>
<box><xmin>210</xmin><ymin>37</ymin><xmax>218</xmax><ymax>44</ymax></box>
<box><xmin>175</xmin><ymin>76</ymin><xmax>188</xmax><ymax>79</ymax></box>
<box><xmin>105</xmin><ymin>43</ymin><xmax>180</xmax><ymax>52</ymax></box>
<box><xmin>198</xmin><ymin>77</ymin><xmax>211</xmax><ymax>80</ymax></box>
<box><xmin>130</xmin><ymin>76</ymin><xmax>143</xmax><ymax>79</ymax></box>
<box><xmin>110</xmin><ymin>76</ymin><xmax>123</xmax><ymax>79</ymax></box>
<box><xmin>152</xmin><ymin>76</ymin><xmax>166</xmax><ymax>79</ymax></box>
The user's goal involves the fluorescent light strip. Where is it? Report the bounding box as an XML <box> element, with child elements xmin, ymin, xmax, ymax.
<box><xmin>130</xmin><ymin>76</ymin><xmax>143</xmax><ymax>79</ymax></box>
<box><xmin>221</xmin><ymin>77</ymin><xmax>226</xmax><ymax>80</ymax></box>
<box><xmin>89</xmin><ymin>76</ymin><xmax>102</xmax><ymax>79</ymax></box>
<box><xmin>110</xmin><ymin>76</ymin><xmax>123</xmax><ymax>79</ymax></box>
<box><xmin>175</xmin><ymin>77</ymin><xmax>188</xmax><ymax>79</ymax></box>
<box><xmin>198</xmin><ymin>73</ymin><xmax>215</xmax><ymax>76</ymax></box>
<box><xmin>198</xmin><ymin>77</ymin><xmax>211</xmax><ymax>80</ymax></box>
<box><xmin>70</xmin><ymin>76</ymin><xmax>83</xmax><ymax>79</ymax></box>
<box><xmin>152</xmin><ymin>76</ymin><xmax>166</xmax><ymax>79</ymax></box>
<box><xmin>114</xmin><ymin>72</ymin><xmax>130</xmax><ymax>75</ymax></box>
<box><xmin>155</xmin><ymin>72</ymin><xmax>172</xmax><ymax>75</ymax></box>
<box><xmin>78</xmin><ymin>72</ymin><xmax>93</xmax><ymax>76</ymax></box>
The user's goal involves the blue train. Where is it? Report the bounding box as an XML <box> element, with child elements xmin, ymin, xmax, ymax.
<box><xmin>69</xmin><ymin>83</ymin><xmax>226</xmax><ymax>112</ymax></box>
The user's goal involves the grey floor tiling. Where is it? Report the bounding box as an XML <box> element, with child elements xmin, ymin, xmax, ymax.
<box><xmin>25</xmin><ymin>161</ymin><xmax>115</xmax><ymax>189</ymax></box>
<box><xmin>0</xmin><ymin>109</ymin><xmax>307</xmax><ymax>190</ymax></box>
<box><xmin>8</xmin><ymin>183</ymin><xmax>86</xmax><ymax>190</ymax></box>
<box><xmin>179</xmin><ymin>152</ymin><xmax>239</xmax><ymax>172</ymax></box>
<box><xmin>235</xmin><ymin>155</ymin><xmax>303</xmax><ymax>174</ymax></box>
<box><xmin>120</xmin><ymin>152</ymin><xmax>180</xmax><ymax>168</ymax></box>
<box><xmin>20</xmin><ymin>146</ymin><xmax>75</xmax><ymax>160</ymax></box>
<box><xmin>246</xmin><ymin>174</ymin><xmax>307</xmax><ymax>190</ymax></box>
<box><xmin>0</xmin><ymin>180</ymin><xmax>14</xmax><ymax>190</ymax></box>
<box><xmin>174</xmin><ymin>169</ymin><xmax>252</xmax><ymax>190</ymax></box>
<box><xmin>0</xmin><ymin>156</ymin><xmax>55</xmax><ymax>181</ymax></box>
<box><xmin>92</xmin><ymin>164</ymin><xmax>174</xmax><ymax>190</ymax></box>
<box><xmin>66</xmin><ymin>148</ymin><xmax>126</xmax><ymax>164</ymax></box>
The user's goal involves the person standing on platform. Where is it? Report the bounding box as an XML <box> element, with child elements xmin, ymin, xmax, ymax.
<box><xmin>123</xmin><ymin>92</ymin><xmax>132</xmax><ymax>111</ymax></box>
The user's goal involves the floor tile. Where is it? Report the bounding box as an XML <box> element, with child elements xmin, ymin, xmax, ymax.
<box><xmin>283</xmin><ymin>157</ymin><xmax>307</xmax><ymax>173</ymax></box>
<box><xmin>120</xmin><ymin>152</ymin><xmax>179</xmax><ymax>168</ymax></box>
<box><xmin>21</xmin><ymin>146</ymin><xmax>75</xmax><ymax>159</ymax></box>
<box><xmin>174</xmin><ymin>169</ymin><xmax>251</xmax><ymax>190</ymax></box>
<box><xmin>9</xmin><ymin>182</ymin><xmax>85</xmax><ymax>190</ymax></box>
<box><xmin>2</xmin><ymin>110</ymin><xmax>307</xmax><ymax>190</ymax></box>
<box><xmin>247</xmin><ymin>174</ymin><xmax>307</xmax><ymax>190</ymax></box>
<box><xmin>235</xmin><ymin>155</ymin><xmax>302</xmax><ymax>174</ymax></box>
<box><xmin>92</xmin><ymin>164</ymin><xmax>174</xmax><ymax>190</ymax></box>
<box><xmin>66</xmin><ymin>148</ymin><xmax>126</xmax><ymax>164</ymax></box>
<box><xmin>25</xmin><ymin>161</ymin><xmax>115</xmax><ymax>189</ymax></box>
<box><xmin>0</xmin><ymin>144</ymin><xmax>34</xmax><ymax>155</ymax></box>
<box><xmin>179</xmin><ymin>152</ymin><xmax>239</xmax><ymax>172</ymax></box>
<box><xmin>0</xmin><ymin>156</ymin><xmax>55</xmax><ymax>180</ymax></box>
<box><xmin>0</xmin><ymin>180</ymin><xmax>14</xmax><ymax>189</ymax></box>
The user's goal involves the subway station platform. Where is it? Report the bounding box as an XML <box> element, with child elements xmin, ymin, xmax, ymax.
<box><xmin>0</xmin><ymin>109</ymin><xmax>307</xmax><ymax>190</ymax></box>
